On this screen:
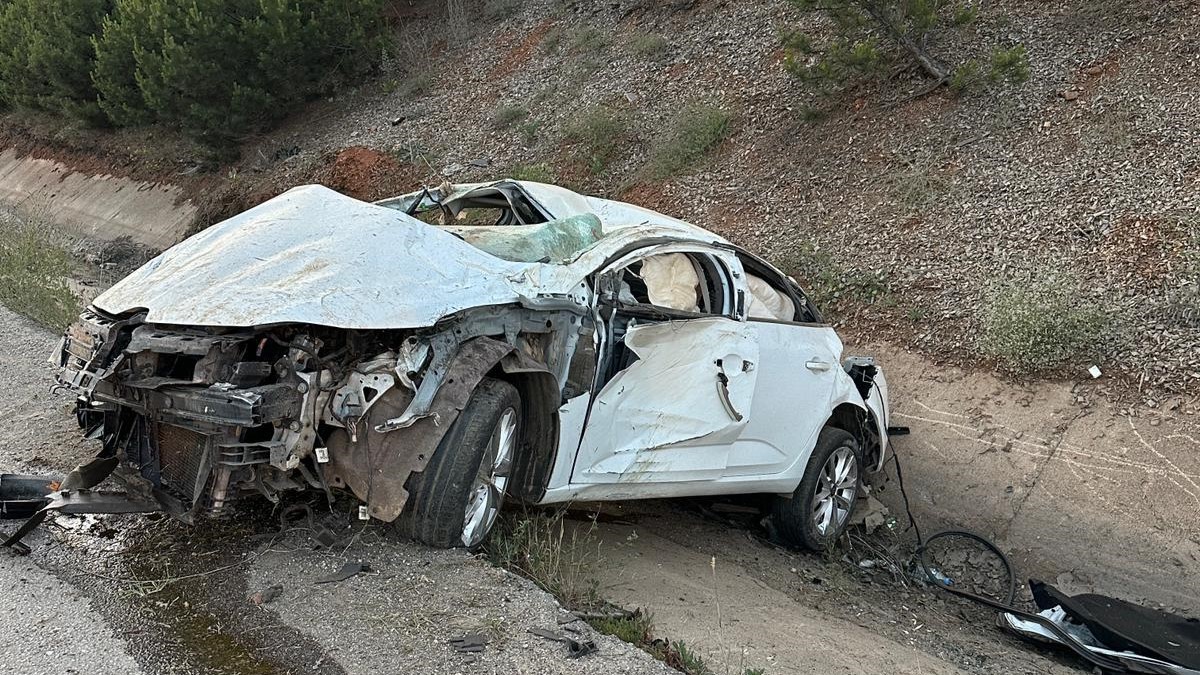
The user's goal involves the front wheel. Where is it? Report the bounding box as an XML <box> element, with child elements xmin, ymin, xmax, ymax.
<box><xmin>394</xmin><ymin>378</ymin><xmax>521</xmax><ymax>549</ymax></box>
<box><xmin>771</xmin><ymin>427</ymin><xmax>861</xmax><ymax>551</ymax></box>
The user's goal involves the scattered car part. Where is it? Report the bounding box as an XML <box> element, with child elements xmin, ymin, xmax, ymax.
<box><xmin>529</xmin><ymin>627</ymin><xmax>598</xmax><ymax>659</ymax></box>
<box><xmin>314</xmin><ymin>561</ymin><xmax>372</xmax><ymax>584</ymax></box>
<box><xmin>448</xmin><ymin>633</ymin><xmax>488</xmax><ymax>654</ymax></box>
<box><xmin>0</xmin><ymin>473</ymin><xmax>59</xmax><ymax>519</ymax></box>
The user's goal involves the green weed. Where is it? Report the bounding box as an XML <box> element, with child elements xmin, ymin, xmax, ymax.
<box><xmin>646</xmin><ymin>103</ymin><xmax>732</xmax><ymax>179</ymax></box>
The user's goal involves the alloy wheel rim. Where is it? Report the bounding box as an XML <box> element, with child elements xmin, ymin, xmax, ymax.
<box><xmin>811</xmin><ymin>446</ymin><xmax>858</xmax><ymax>536</ymax></box>
<box><xmin>461</xmin><ymin>407</ymin><xmax>517</xmax><ymax>547</ymax></box>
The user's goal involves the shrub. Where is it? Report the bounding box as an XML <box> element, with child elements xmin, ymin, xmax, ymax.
<box><xmin>781</xmin><ymin>0</ymin><xmax>1031</xmax><ymax>110</ymax></box>
<box><xmin>629</xmin><ymin>33</ymin><xmax>670</xmax><ymax>61</ymax></box>
<box><xmin>565</xmin><ymin>106</ymin><xmax>625</xmax><ymax>173</ymax></box>
<box><xmin>0</xmin><ymin>215</ymin><xmax>80</xmax><ymax>330</ymax></box>
<box><xmin>979</xmin><ymin>273</ymin><xmax>1110</xmax><ymax>372</ymax></box>
<box><xmin>0</xmin><ymin>0</ymin><xmax>112</xmax><ymax>123</ymax></box>
<box><xmin>93</xmin><ymin>0</ymin><xmax>385</xmax><ymax>142</ymax></box>
<box><xmin>492</xmin><ymin>104</ymin><xmax>529</xmax><ymax>129</ymax></box>
<box><xmin>646</xmin><ymin>103</ymin><xmax>732</xmax><ymax>179</ymax></box>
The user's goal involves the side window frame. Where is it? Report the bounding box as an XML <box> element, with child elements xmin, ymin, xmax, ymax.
<box><xmin>735</xmin><ymin>249</ymin><xmax>824</xmax><ymax>325</ymax></box>
<box><xmin>596</xmin><ymin>245</ymin><xmax>742</xmax><ymax>321</ymax></box>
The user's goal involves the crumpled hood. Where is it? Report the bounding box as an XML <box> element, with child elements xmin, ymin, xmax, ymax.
<box><xmin>94</xmin><ymin>185</ymin><xmax>543</xmax><ymax>329</ymax></box>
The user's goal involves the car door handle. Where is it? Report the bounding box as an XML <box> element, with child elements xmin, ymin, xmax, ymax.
<box><xmin>805</xmin><ymin>360</ymin><xmax>832</xmax><ymax>372</ymax></box>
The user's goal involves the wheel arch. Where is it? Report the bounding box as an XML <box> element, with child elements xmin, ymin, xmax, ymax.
<box><xmin>824</xmin><ymin>402</ymin><xmax>883</xmax><ymax>478</ymax></box>
<box><xmin>492</xmin><ymin>350</ymin><xmax>561</xmax><ymax>505</ymax></box>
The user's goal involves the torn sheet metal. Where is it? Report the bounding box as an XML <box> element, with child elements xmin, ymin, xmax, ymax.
<box><xmin>1003</xmin><ymin>609</ymin><xmax>1200</xmax><ymax>675</ymax></box>
<box><xmin>93</xmin><ymin>185</ymin><xmax>545</xmax><ymax>329</ymax></box>
<box><xmin>573</xmin><ymin>318</ymin><xmax>757</xmax><ymax>482</ymax></box>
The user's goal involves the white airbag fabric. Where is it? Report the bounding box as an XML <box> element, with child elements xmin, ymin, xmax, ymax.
<box><xmin>640</xmin><ymin>253</ymin><xmax>700</xmax><ymax>312</ymax></box>
<box><xmin>746</xmin><ymin>274</ymin><xmax>796</xmax><ymax>321</ymax></box>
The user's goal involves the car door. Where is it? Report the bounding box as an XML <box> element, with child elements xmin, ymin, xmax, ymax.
<box><xmin>569</xmin><ymin>244</ymin><xmax>760</xmax><ymax>487</ymax></box>
<box><xmin>722</xmin><ymin>252</ymin><xmax>843</xmax><ymax>478</ymax></box>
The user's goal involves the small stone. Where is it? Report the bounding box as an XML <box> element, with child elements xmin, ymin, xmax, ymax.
<box><xmin>1062</xmin><ymin>90</ymin><xmax>1080</xmax><ymax>101</ymax></box>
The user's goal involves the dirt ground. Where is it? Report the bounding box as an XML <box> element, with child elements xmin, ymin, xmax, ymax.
<box><xmin>2</xmin><ymin>300</ymin><xmax>1196</xmax><ymax>674</ymax></box>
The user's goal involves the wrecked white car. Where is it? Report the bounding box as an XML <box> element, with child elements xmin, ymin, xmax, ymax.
<box><xmin>51</xmin><ymin>180</ymin><xmax>892</xmax><ymax>550</ymax></box>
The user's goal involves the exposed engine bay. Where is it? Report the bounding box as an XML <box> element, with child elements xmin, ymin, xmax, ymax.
<box><xmin>54</xmin><ymin>303</ymin><xmax>575</xmax><ymax>524</ymax></box>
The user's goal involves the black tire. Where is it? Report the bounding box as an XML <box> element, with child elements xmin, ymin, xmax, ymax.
<box><xmin>771</xmin><ymin>427</ymin><xmax>862</xmax><ymax>551</ymax></box>
<box><xmin>394</xmin><ymin>377</ymin><xmax>521</xmax><ymax>549</ymax></box>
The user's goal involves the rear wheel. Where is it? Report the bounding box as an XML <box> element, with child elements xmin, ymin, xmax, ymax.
<box><xmin>395</xmin><ymin>378</ymin><xmax>521</xmax><ymax>549</ymax></box>
<box><xmin>771</xmin><ymin>427</ymin><xmax>861</xmax><ymax>551</ymax></box>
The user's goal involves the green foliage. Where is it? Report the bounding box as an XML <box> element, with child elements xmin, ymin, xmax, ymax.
<box><xmin>979</xmin><ymin>272</ymin><xmax>1110</xmax><ymax>372</ymax></box>
<box><xmin>565</xmin><ymin>106</ymin><xmax>625</xmax><ymax>173</ymax></box>
<box><xmin>0</xmin><ymin>0</ymin><xmax>111</xmax><ymax>123</ymax></box>
<box><xmin>492</xmin><ymin>104</ymin><xmax>529</xmax><ymax>129</ymax></box>
<box><xmin>948</xmin><ymin>59</ymin><xmax>984</xmax><ymax>94</ymax></box>
<box><xmin>646</xmin><ymin>103</ymin><xmax>732</xmax><ymax>179</ymax></box>
<box><xmin>989</xmin><ymin>44</ymin><xmax>1030</xmax><ymax>84</ymax></box>
<box><xmin>0</xmin><ymin>216</ymin><xmax>80</xmax><ymax>330</ymax></box>
<box><xmin>670</xmin><ymin>642</ymin><xmax>712</xmax><ymax>675</ymax></box>
<box><xmin>629</xmin><ymin>33</ymin><xmax>670</xmax><ymax>61</ymax></box>
<box><xmin>92</xmin><ymin>0</ymin><xmax>385</xmax><ymax>142</ymax></box>
<box><xmin>588</xmin><ymin>611</ymin><xmax>654</xmax><ymax>645</ymax></box>
<box><xmin>782</xmin><ymin>0</ymin><xmax>1028</xmax><ymax>110</ymax></box>
<box><xmin>518</xmin><ymin>120</ymin><xmax>540</xmax><ymax>145</ymax></box>
<box><xmin>507</xmin><ymin>162</ymin><xmax>557</xmax><ymax>183</ymax></box>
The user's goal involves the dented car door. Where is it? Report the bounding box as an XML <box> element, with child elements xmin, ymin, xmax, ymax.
<box><xmin>570</xmin><ymin>246</ymin><xmax>759</xmax><ymax>486</ymax></box>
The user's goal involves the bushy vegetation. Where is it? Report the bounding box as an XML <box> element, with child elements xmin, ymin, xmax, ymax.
<box><xmin>0</xmin><ymin>0</ymin><xmax>385</xmax><ymax>143</ymax></box>
<box><xmin>565</xmin><ymin>106</ymin><xmax>625</xmax><ymax>174</ymax></box>
<box><xmin>979</xmin><ymin>273</ymin><xmax>1110</xmax><ymax>372</ymax></box>
<box><xmin>646</xmin><ymin>103</ymin><xmax>732</xmax><ymax>179</ymax></box>
<box><xmin>0</xmin><ymin>215</ymin><xmax>80</xmax><ymax>330</ymax></box>
<box><xmin>780</xmin><ymin>0</ymin><xmax>1029</xmax><ymax>111</ymax></box>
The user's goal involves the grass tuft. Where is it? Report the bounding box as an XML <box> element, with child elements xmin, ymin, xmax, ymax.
<box><xmin>486</xmin><ymin>510</ymin><xmax>601</xmax><ymax>610</ymax></box>
<box><xmin>646</xmin><ymin>103</ymin><xmax>732</xmax><ymax>179</ymax></box>
<box><xmin>492</xmin><ymin>103</ymin><xmax>529</xmax><ymax>129</ymax></box>
<box><xmin>565</xmin><ymin>106</ymin><xmax>626</xmax><ymax>174</ymax></box>
<box><xmin>979</xmin><ymin>272</ymin><xmax>1110</xmax><ymax>372</ymax></box>
<box><xmin>507</xmin><ymin>162</ymin><xmax>557</xmax><ymax>183</ymax></box>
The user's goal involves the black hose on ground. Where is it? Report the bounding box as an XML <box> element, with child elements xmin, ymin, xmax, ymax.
<box><xmin>887</xmin><ymin>448</ymin><xmax>1129</xmax><ymax>672</ymax></box>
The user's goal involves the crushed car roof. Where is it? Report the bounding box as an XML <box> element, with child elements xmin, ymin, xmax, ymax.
<box><xmin>94</xmin><ymin>185</ymin><xmax>548</xmax><ymax>329</ymax></box>
<box><xmin>94</xmin><ymin>182</ymin><xmax>732</xmax><ymax>330</ymax></box>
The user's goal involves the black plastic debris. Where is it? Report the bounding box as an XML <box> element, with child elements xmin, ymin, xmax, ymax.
<box><xmin>314</xmin><ymin>561</ymin><xmax>372</xmax><ymax>584</ymax></box>
<box><xmin>1032</xmin><ymin>580</ymin><xmax>1200</xmax><ymax>669</ymax></box>
<box><xmin>529</xmin><ymin>627</ymin><xmax>598</xmax><ymax>659</ymax></box>
<box><xmin>1002</xmin><ymin>580</ymin><xmax>1200</xmax><ymax>674</ymax></box>
<box><xmin>448</xmin><ymin>633</ymin><xmax>488</xmax><ymax>654</ymax></box>
<box><xmin>0</xmin><ymin>474</ymin><xmax>57</xmax><ymax>519</ymax></box>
